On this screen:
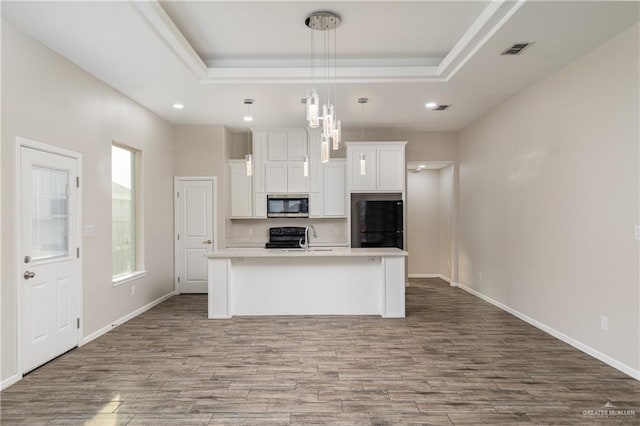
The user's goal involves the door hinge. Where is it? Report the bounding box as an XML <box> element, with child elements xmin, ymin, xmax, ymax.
<box><xmin>176</xmin><ymin>191</ymin><xmax>179</xmax><ymax>198</ymax></box>
<box><xmin>76</xmin><ymin>176</ymin><xmax>80</xmax><ymax>188</ymax></box>
<box><xmin>177</xmin><ymin>276</ymin><xmax>180</xmax><ymax>283</ymax></box>
<box><xmin>76</xmin><ymin>318</ymin><xmax>80</xmax><ymax>329</ymax></box>
<box><xmin>177</xmin><ymin>234</ymin><xmax>180</xmax><ymax>240</ymax></box>
<box><xmin>77</xmin><ymin>247</ymin><xmax>80</xmax><ymax>258</ymax></box>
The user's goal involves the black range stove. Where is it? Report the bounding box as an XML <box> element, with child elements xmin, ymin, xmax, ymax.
<box><xmin>265</xmin><ymin>226</ymin><xmax>306</xmax><ymax>249</ymax></box>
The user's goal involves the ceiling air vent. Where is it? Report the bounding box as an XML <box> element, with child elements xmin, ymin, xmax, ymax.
<box><xmin>433</xmin><ymin>105</ymin><xmax>450</xmax><ymax>111</ymax></box>
<box><xmin>501</xmin><ymin>42</ymin><xmax>531</xmax><ymax>55</ymax></box>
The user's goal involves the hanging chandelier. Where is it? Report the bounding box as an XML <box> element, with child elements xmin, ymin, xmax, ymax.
<box><xmin>304</xmin><ymin>11</ymin><xmax>341</xmax><ymax>163</ymax></box>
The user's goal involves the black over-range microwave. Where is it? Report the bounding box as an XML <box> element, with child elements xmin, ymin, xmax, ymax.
<box><xmin>267</xmin><ymin>194</ymin><xmax>309</xmax><ymax>218</ymax></box>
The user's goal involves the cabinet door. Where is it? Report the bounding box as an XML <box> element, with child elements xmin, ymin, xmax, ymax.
<box><xmin>265</xmin><ymin>163</ymin><xmax>288</xmax><ymax>193</ymax></box>
<box><xmin>309</xmin><ymin>192</ymin><xmax>323</xmax><ymax>218</ymax></box>
<box><xmin>307</xmin><ymin>130</ymin><xmax>322</xmax><ymax>193</ymax></box>
<box><xmin>267</xmin><ymin>131</ymin><xmax>288</xmax><ymax>161</ymax></box>
<box><xmin>229</xmin><ymin>161</ymin><xmax>252</xmax><ymax>218</ymax></box>
<box><xmin>287</xmin><ymin>162</ymin><xmax>309</xmax><ymax>193</ymax></box>
<box><xmin>287</xmin><ymin>131</ymin><xmax>307</xmax><ymax>160</ymax></box>
<box><xmin>348</xmin><ymin>147</ymin><xmax>376</xmax><ymax>191</ymax></box>
<box><xmin>252</xmin><ymin>131</ymin><xmax>267</xmax><ymax>192</ymax></box>
<box><xmin>253</xmin><ymin>192</ymin><xmax>266</xmax><ymax>218</ymax></box>
<box><xmin>323</xmin><ymin>160</ymin><xmax>346</xmax><ymax>217</ymax></box>
<box><xmin>377</xmin><ymin>147</ymin><xmax>405</xmax><ymax>191</ymax></box>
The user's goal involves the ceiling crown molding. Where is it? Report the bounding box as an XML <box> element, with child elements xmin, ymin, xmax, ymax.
<box><xmin>133</xmin><ymin>0</ymin><xmax>526</xmax><ymax>84</ymax></box>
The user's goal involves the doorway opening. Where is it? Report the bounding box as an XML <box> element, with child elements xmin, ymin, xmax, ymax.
<box><xmin>406</xmin><ymin>161</ymin><xmax>455</xmax><ymax>283</ymax></box>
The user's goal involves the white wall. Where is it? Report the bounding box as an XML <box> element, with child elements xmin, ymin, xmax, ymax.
<box><xmin>438</xmin><ymin>165</ymin><xmax>454</xmax><ymax>279</ymax></box>
<box><xmin>459</xmin><ymin>24</ymin><xmax>639</xmax><ymax>374</ymax></box>
<box><xmin>407</xmin><ymin>170</ymin><xmax>440</xmax><ymax>274</ymax></box>
<box><xmin>1</xmin><ymin>21</ymin><xmax>175</xmax><ymax>383</ymax></box>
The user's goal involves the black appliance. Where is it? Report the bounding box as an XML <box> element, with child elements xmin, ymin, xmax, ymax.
<box><xmin>357</xmin><ymin>200</ymin><xmax>404</xmax><ymax>249</ymax></box>
<box><xmin>265</xmin><ymin>226</ymin><xmax>306</xmax><ymax>249</ymax></box>
<box><xmin>267</xmin><ymin>194</ymin><xmax>309</xmax><ymax>218</ymax></box>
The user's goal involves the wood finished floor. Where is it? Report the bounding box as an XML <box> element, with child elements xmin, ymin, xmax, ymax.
<box><xmin>1</xmin><ymin>278</ymin><xmax>638</xmax><ymax>425</ymax></box>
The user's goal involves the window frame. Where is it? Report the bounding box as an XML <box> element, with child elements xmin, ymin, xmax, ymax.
<box><xmin>111</xmin><ymin>143</ymin><xmax>146</xmax><ymax>286</ymax></box>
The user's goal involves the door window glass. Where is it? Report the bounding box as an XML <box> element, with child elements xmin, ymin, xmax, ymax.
<box><xmin>32</xmin><ymin>166</ymin><xmax>69</xmax><ymax>260</ymax></box>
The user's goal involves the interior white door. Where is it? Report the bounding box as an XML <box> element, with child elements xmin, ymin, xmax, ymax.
<box><xmin>176</xmin><ymin>179</ymin><xmax>214</xmax><ymax>293</ymax></box>
<box><xmin>21</xmin><ymin>146</ymin><xmax>80</xmax><ymax>374</ymax></box>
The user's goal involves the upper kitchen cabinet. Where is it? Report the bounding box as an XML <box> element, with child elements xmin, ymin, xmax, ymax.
<box><xmin>267</xmin><ymin>129</ymin><xmax>308</xmax><ymax>161</ymax></box>
<box><xmin>346</xmin><ymin>142</ymin><xmax>407</xmax><ymax>192</ymax></box>
<box><xmin>228</xmin><ymin>160</ymin><xmax>253</xmax><ymax>218</ymax></box>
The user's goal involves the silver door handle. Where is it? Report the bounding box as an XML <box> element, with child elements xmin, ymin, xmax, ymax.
<box><xmin>24</xmin><ymin>271</ymin><xmax>35</xmax><ymax>279</ymax></box>
<box><xmin>203</xmin><ymin>240</ymin><xmax>212</xmax><ymax>244</ymax></box>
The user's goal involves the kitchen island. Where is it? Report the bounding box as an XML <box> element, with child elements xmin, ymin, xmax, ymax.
<box><xmin>205</xmin><ymin>248</ymin><xmax>407</xmax><ymax>319</ymax></box>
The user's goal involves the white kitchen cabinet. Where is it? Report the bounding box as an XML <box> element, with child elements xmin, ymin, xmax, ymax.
<box><xmin>267</xmin><ymin>130</ymin><xmax>307</xmax><ymax>161</ymax></box>
<box><xmin>323</xmin><ymin>160</ymin><xmax>346</xmax><ymax>217</ymax></box>
<box><xmin>253</xmin><ymin>192</ymin><xmax>266</xmax><ymax>218</ymax></box>
<box><xmin>265</xmin><ymin>163</ymin><xmax>288</xmax><ymax>193</ymax></box>
<box><xmin>377</xmin><ymin>146</ymin><xmax>405</xmax><ymax>191</ymax></box>
<box><xmin>287</xmin><ymin>131</ymin><xmax>308</xmax><ymax>160</ymax></box>
<box><xmin>287</xmin><ymin>163</ymin><xmax>309</xmax><ymax>193</ymax></box>
<box><xmin>266</xmin><ymin>131</ymin><xmax>288</xmax><ymax>161</ymax></box>
<box><xmin>348</xmin><ymin>146</ymin><xmax>376</xmax><ymax>191</ymax></box>
<box><xmin>252</xmin><ymin>130</ymin><xmax>267</xmax><ymax>193</ymax></box>
<box><xmin>265</xmin><ymin>162</ymin><xmax>309</xmax><ymax>193</ymax></box>
<box><xmin>346</xmin><ymin>142</ymin><xmax>406</xmax><ymax>192</ymax></box>
<box><xmin>229</xmin><ymin>160</ymin><xmax>253</xmax><ymax>218</ymax></box>
<box><xmin>309</xmin><ymin>192</ymin><xmax>323</xmax><ymax>218</ymax></box>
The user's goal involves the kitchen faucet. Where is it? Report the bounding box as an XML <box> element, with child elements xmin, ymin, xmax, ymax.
<box><xmin>299</xmin><ymin>225</ymin><xmax>318</xmax><ymax>251</ymax></box>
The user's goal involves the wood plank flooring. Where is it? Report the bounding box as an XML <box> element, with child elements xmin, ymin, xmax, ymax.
<box><xmin>2</xmin><ymin>278</ymin><xmax>638</xmax><ymax>425</ymax></box>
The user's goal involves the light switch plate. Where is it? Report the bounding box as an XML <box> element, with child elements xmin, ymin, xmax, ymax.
<box><xmin>635</xmin><ymin>225</ymin><xmax>640</xmax><ymax>241</ymax></box>
<box><xmin>84</xmin><ymin>225</ymin><xmax>95</xmax><ymax>237</ymax></box>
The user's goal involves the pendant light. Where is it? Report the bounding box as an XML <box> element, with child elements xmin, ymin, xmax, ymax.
<box><xmin>245</xmin><ymin>153</ymin><xmax>253</xmax><ymax>176</ymax></box>
<box><xmin>303</xmin><ymin>155</ymin><xmax>309</xmax><ymax>177</ymax></box>
<box><xmin>358</xmin><ymin>98</ymin><xmax>368</xmax><ymax>175</ymax></box>
<box><xmin>243</xmin><ymin>100</ymin><xmax>254</xmax><ymax>176</ymax></box>
<box><xmin>305</xmin><ymin>11</ymin><xmax>341</xmax><ymax>155</ymax></box>
<box><xmin>243</xmin><ymin>98</ymin><xmax>254</xmax><ymax>122</ymax></box>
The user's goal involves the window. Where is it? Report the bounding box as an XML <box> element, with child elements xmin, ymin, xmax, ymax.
<box><xmin>112</xmin><ymin>144</ymin><xmax>143</xmax><ymax>282</ymax></box>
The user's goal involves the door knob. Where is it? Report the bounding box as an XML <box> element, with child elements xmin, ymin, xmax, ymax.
<box><xmin>203</xmin><ymin>240</ymin><xmax>212</xmax><ymax>244</ymax></box>
<box><xmin>24</xmin><ymin>271</ymin><xmax>35</xmax><ymax>280</ymax></box>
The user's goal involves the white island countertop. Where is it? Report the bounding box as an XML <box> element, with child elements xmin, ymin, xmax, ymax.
<box><xmin>206</xmin><ymin>247</ymin><xmax>408</xmax><ymax>258</ymax></box>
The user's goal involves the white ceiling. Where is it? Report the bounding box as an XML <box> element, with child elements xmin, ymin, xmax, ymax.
<box><xmin>2</xmin><ymin>1</ymin><xmax>638</xmax><ymax>132</ymax></box>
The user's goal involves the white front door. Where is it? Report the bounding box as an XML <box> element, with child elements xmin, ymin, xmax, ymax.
<box><xmin>176</xmin><ymin>179</ymin><xmax>214</xmax><ymax>293</ymax></box>
<box><xmin>21</xmin><ymin>146</ymin><xmax>80</xmax><ymax>373</ymax></box>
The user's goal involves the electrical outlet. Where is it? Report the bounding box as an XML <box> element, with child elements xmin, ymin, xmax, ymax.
<box><xmin>130</xmin><ymin>285</ymin><xmax>135</xmax><ymax>296</ymax></box>
<box><xmin>601</xmin><ymin>315</ymin><xmax>608</xmax><ymax>331</ymax></box>
<box><xmin>478</xmin><ymin>271</ymin><xmax>482</xmax><ymax>280</ymax></box>
<box><xmin>334</xmin><ymin>227</ymin><xmax>340</xmax><ymax>235</ymax></box>
<box><xmin>248</xmin><ymin>228</ymin><xmax>254</xmax><ymax>236</ymax></box>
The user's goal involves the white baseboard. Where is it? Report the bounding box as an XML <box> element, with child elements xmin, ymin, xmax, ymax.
<box><xmin>456</xmin><ymin>282</ymin><xmax>640</xmax><ymax>381</ymax></box>
<box><xmin>80</xmin><ymin>291</ymin><xmax>176</xmax><ymax>346</ymax></box>
<box><xmin>409</xmin><ymin>273</ymin><xmax>453</xmax><ymax>284</ymax></box>
<box><xmin>0</xmin><ymin>374</ymin><xmax>21</xmax><ymax>391</ymax></box>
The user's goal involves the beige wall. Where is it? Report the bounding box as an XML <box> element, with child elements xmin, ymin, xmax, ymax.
<box><xmin>407</xmin><ymin>170</ymin><xmax>440</xmax><ymax>274</ymax></box>
<box><xmin>438</xmin><ymin>165</ymin><xmax>454</xmax><ymax>279</ymax></box>
<box><xmin>1</xmin><ymin>22</ymin><xmax>175</xmax><ymax>382</ymax></box>
<box><xmin>173</xmin><ymin>125</ymin><xmax>229</xmax><ymax>249</ymax></box>
<box><xmin>459</xmin><ymin>24</ymin><xmax>640</xmax><ymax>372</ymax></box>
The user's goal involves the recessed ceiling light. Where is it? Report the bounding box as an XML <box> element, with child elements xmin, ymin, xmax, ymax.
<box><xmin>243</xmin><ymin>116</ymin><xmax>254</xmax><ymax>122</ymax></box>
<box><xmin>173</xmin><ymin>103</ymin><xmax>184</xmax><ymax>109</ymax></box>
<box><xmin>418</xmin><ymin>164</ymin><xmax>426</xmax><ymax>168</ymax></box>
<box><xmin>425</xmin><ymin>102</ymin><xmax>438</xmax><ymax>109</ymax></box>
